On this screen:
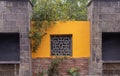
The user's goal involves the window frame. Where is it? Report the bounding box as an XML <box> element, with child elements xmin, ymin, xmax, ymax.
<box><xmin>102</xmin><ymin>32</ymin><xmax>120</xmax><ymax>62</ymax></box>
<box><xmin>0</xmin><ymin>33</ymin><xmax>20</xmax><ymax>64</ymax></box>
<box><xmin>50</xmin><ymin>34</ymin><xmax>72</xmax><ymax>56</ymax></box>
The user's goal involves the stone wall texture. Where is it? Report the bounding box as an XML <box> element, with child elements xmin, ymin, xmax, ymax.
<box><xmin>32</xmin><ymin>58</ymin><xmax>89</xmax><ymax>76</ymax></box>
<box><xmin>0</xmin><ymin>0</ymin><xmax>32</xmax><ymax>76</ymax></box>
<box><xmin>88</xmin><ymin>0</ymin><xmax>120</xmax><ymax>76</ymax></box>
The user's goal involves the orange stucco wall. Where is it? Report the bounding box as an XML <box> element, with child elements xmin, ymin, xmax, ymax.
<box><xmin>32</xmin><ymin>21</ymin><xmax>90</xmax><ymax>58</ymax></box>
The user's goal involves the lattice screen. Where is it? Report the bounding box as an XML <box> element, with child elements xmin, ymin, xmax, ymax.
<box><xmin>51</xmin><ymin>35</ymin><xmax>72</xmax><ymax>56</ymax></box>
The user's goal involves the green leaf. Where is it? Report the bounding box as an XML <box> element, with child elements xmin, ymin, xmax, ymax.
<box><xmin>30</xmin><ymin>0</ymin><xmax>89</xmax><ymax>52</ymax></box>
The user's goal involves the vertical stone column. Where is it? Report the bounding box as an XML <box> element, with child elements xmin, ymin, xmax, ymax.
<box><xmin>88</xmin><ymin>0</ymin><xmax>120</xmax><ymax>76</ymax></box>
<box><xmin>0</xmin><ymin>0</ymin><xmax>32</xmax><ymax>76</ymax></box>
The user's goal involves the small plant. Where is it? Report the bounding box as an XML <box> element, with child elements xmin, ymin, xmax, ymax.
<box><xmin>37</xmin><ymin>70</ymin><xmax>46</xmax><ymax>76</ymax></box>
<box><xmin>35</xmin><ymin>57</ymin><xmax>65</xmax><ymax>76</ymax></box>
<box><xmin>48</xmin><ymin>57</ymin><xmax>64</xmax><ymax>76</ymax></box>
<box><xmin>67</xmin><ymin>67</ymin><xmax>80</xmax><ymax>76</ymax></box>
<box><xmin>29</xmin><ymin>21</ymin><xmax>48</xmax><ymax>52</ymax></box>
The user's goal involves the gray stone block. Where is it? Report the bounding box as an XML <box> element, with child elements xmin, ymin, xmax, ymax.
<box><xmin>115</xmin><ymin>8</ymin><xmax>120</xmax><ymax>13</ymax></box>
<box><xmin>20</xmin><ymin>33</ymin><xmax>29</xmax><ymax>38</ymax></box>
<box><xmin>21</xmin><ymin>45</ymin><xmax>29</xmax><ymax>51</ymax></box>
<box><xmin>101</xmin><ymin>7</ymin><xmax>115</xmax><ymax>13</ymax></box>
<box><xmin>100</xmin><ymin>1</ymin><xmax>112</xmax><ymax>7</ymax></box>
<box><xmin>20</xmin><ymin>38</ymin><xmax>29</xmax><ymax>45</ymax></box>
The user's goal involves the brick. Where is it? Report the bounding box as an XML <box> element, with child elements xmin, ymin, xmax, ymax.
<box><xmin>32</xmin><ymin>58</ymin><xmax>89</xmax><ymax>76</ymax></box>
<box><xmin>101</xmin><ymin>7</ymin><xmax>115</xmax><ymax>14</ymax></box>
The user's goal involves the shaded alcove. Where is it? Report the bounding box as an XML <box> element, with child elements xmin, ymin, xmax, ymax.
<box><xmin>0</xmin><ymin>33</ymin><xmax>20</xmax><ymax>62</ymax></box>
<box><xmin>102</xmin><ymin>32</ymin><xmax>120</xmax><ymax>61</ymax></box>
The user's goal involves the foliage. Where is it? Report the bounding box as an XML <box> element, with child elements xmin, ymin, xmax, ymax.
<box><xmin>31</xmin><ymin>0</ymin><xmax>88</xmax><ymax>21</ymax></box>
<box><xmin>38</xmin><ymin>70</ymin><xmax>46</xmax><ymax>76</ymax></box>
<box><xmin>29</xmin><ymin>21</ymin><xmax>48</xmax><ymax>52</ymax></box>
<box><xmin>30</xmin><ymin>0</ymin><xmax>89</xmax><ymax>52</ymax></box>
<box><xmin>35</xmin><ymin>57</ymin><xmax>65</xmax><ymax>76</ymax></box>
<box><xmin>48</xmin><ymin>57</ymin><xmax>64</xmax><ymax>76</ymax></box>
<box><xmin>67</xmin><ymin>67</ymin><xmax>80</xmax><ymax>76</ymax></box>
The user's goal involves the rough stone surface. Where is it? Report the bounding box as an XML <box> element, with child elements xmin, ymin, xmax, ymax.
<box><xmin>0</xmin><ymin>0</ymin><xmax>32</xmax><ymax>76</ymax></box>
<box><xmin>32</xmin><ymin>58</ymin><xmax>89</xmax><ymax>76</ymax></box>
<box><xmin>88</xmin><ymin>0</ymin><xmax>120</xmax><ymax>76</ymax></box>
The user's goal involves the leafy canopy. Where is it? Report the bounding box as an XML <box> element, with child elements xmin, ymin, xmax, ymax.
<box><xmin>31</xmin><ymin>0</ymin><xmax>88</xmax><ymax>21</ymax></box>
<box><xmin>30</xmin><ymin>0</ymin><xmax>89</xmax><ymax>52</ymax></box>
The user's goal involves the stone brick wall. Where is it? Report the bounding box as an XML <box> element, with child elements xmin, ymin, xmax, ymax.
<box><xmin>88</xmin><ymin>0</ymin><xmax>120</xmax><ymax>76</ymax></box>
<box><xmin>0</xmin><ymin>0</ymin><xmax>32</xmax><ymax>76</ymax></box>
<box><xmin>32</xmin><ymin>58</ymin><xmax>89</xmax><ymax>76</ymax></box>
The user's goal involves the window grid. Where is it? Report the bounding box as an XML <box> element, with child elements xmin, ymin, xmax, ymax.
<box><xmin>50</xmin><ymin>35</ymin><xmax>72</xmax><ymax>56</ymax></box>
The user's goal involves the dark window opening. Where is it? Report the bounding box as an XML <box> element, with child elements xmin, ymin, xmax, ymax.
<box><xmin>102</xmin><ymin>32</ymin><xmax>120</xmax><ymax>61</ymax></box>
<box><xmin>50</xmin><ymin>35</ymin><xmax>72</xmax><ymax>56</ymax></box>
<box><xmin>0</xmin><ymin>33</ymin><xmax>20</xmax><ymax>62</ymax></box>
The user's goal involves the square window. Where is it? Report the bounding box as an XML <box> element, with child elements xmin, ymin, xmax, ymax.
<box><xmin>102</xmin><ymin>32</ymin><xmax>120</xmax><ymax>61</ymax></box>
<box><xmin>0</xmin><ymin>33</ymin><xmax>20</xmax><ymax>62</ymax></box>
<box><xmin>50</xmin><ymin>35</ymin><xmax>72</xmax><ymax>56</ymax></box>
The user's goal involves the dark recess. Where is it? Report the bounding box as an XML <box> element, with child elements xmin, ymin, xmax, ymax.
<box><xmin>102</xmin><ymin>32</ymin><xmax>120</xmax><ymax>61</ymax></box>
<box><xmin>0</xmin><ymin>33</ymin><xmax>20</xmax><ymax>61</ymax></box>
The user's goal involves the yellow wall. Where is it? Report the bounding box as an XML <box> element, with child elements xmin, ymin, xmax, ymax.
<box><xmin>32</xmin><ymin>21</ymin><xmax>90</xmax><ymax>58</ymax></box>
